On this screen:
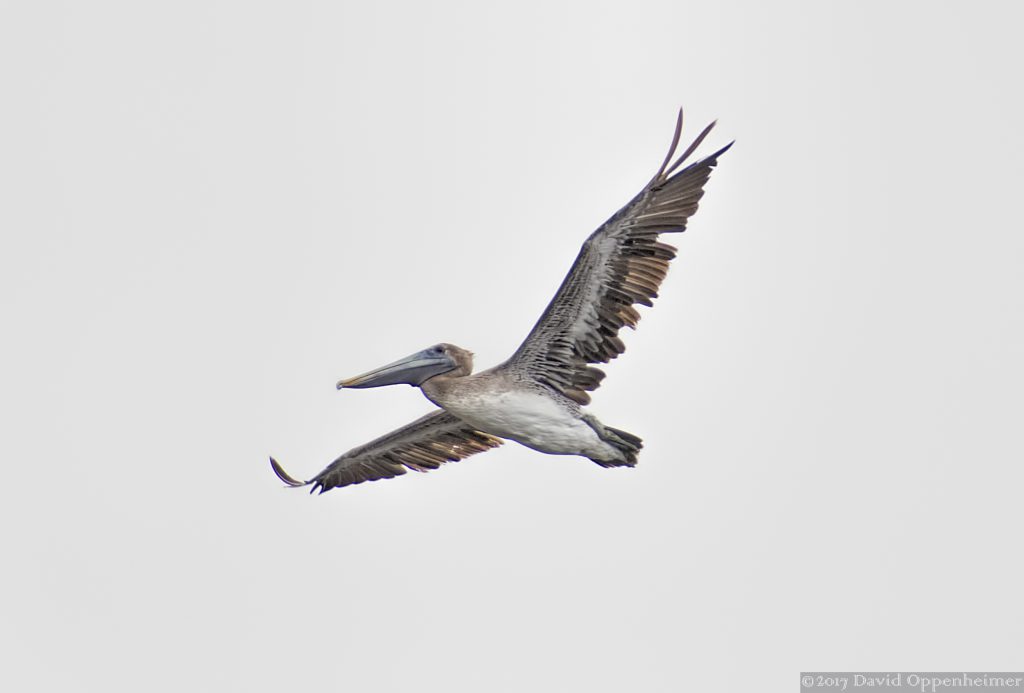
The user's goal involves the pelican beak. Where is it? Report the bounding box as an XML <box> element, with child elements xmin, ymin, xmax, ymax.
<box><xmin>337</xmin><ymin>347</ymin><xmax>457</xmax><ymax>389</ymax></box>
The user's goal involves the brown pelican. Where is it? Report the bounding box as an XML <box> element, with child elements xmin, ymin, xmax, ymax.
<box><xmin>271</xmin><ymin>111</ymin><xmax>731</xmax><ymax>493</ymax></box>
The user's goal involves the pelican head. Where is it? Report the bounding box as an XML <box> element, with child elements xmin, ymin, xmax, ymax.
<box><xmin>337</xmin><ymin>343</ymin><xmax>474</xmax><ymax>390</ymax></box>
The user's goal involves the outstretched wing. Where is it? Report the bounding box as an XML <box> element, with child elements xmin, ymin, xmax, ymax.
<box><xmin>501</xmin><ymin>111</ymin><xmax>732</xmax><ymax>404</ymax></box>
<box><xmin>270</xmin><ymin>410</ymin><xmax>504</xmax><ymax>494</ymax></box>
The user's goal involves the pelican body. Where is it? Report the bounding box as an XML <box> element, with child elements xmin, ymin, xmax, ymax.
<box><xmin>271</xmin><ymin>111</ymin><xmax>731</xmax><ymax>493</ymax></box>
<box><xmin>338</xmin><ymin>344</ymin><xmax>641</xmax><ymax>467</ymax></box>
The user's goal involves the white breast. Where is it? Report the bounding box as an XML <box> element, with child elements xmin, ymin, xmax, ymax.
<box><xmin>439</xmin><ymin>388</ymin><xmax>614</xmax><ymax>459</ymax></box>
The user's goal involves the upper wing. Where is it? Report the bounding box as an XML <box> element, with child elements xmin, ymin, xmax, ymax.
<box><xmin>501</xmin><ymin>111</ymin><xmax>732</xmax><ymax>404</ymax></box>
<box><xmin>270</xmin><ymin>410</ymin><xmax>504</xmax><ymax>494</ymax></box>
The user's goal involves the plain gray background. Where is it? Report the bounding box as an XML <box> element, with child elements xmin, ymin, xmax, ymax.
<box><xmin>2</xmin><ymin>1</ymin><xmax>1022</xmax><ymax>691</ymax></box>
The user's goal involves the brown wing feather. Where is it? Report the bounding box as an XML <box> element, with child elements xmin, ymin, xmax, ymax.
<box><xmin>503</xmin><ymin>111</ymin><xmax>732</xmax><ymax>404</ymax></box>
<box><xmin>270</xmin><ymin>410</ymin><xmax>504</xmax><ymax>494</ymax></box>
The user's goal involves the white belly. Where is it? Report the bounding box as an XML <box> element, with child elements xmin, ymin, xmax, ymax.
<box><xmin>439</xmin><ymin>389</ymin><xmax>616</xmax><ymax>459</ymax></box>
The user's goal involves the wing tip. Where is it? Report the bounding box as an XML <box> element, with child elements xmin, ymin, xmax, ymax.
<box><xmin>709</xmin><ymin>139</ymin><xmax>735</xmax><ymax>161</ymax></box>
<box><xmin>269</xmin><ymin>456</ymin><xmax>309</xmax><ymax>488</ymax></box>
<box><xmin>664</xmin><ymin>119</ymin><xmax>718</xmax><ymax>177</ymax></box>
<box><xmin>649</xmin><ymin>109</ymin><xmax>685</xmax><ymax>187</ymax></box>
<box><xmin>650</xmin><ymin>109</ymin><xmax>732</xmax><ymax>186</ymax></box>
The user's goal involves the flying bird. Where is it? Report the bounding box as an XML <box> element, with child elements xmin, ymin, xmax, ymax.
<box><xmin>271</xmin><ymin>110</ymin><xmax>731</xmax><ymax>494</ymax></box>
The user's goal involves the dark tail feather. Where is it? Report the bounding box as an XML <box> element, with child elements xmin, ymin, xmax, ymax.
<box><xmin>607</xmin><ymin>426</ymin><xmax>643</xmax><ymax>449</ymax></box>
<box><xmin>590</xmin><ymin>426</ymin><xmax>643</xmax><ymax>468</ymax></box>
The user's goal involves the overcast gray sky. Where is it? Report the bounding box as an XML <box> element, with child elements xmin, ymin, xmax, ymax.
<box><xmin>2</xmin><ymin>1</ymin><xmax>1022</xmax><ymax>691</ymax></box>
